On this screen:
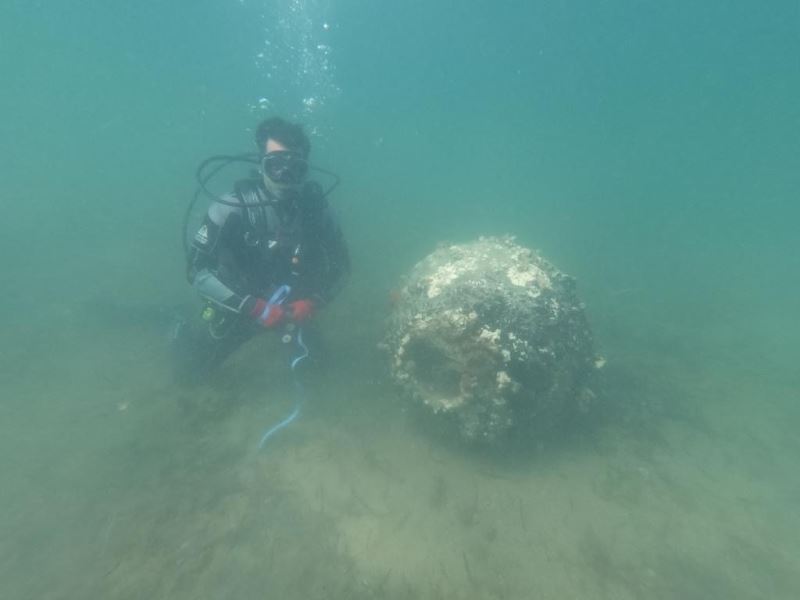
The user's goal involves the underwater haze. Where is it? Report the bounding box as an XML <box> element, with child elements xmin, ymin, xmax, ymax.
<box><xmin>1</xmin><ymin>0</ymin><xmax>799</xmax><ymax>598</ymax></box>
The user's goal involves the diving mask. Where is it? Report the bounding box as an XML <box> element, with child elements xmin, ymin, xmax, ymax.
<box><xmin>261</xmin><ymin>151</ymin><xmax>308</xmax><ymax>185</ymax></box>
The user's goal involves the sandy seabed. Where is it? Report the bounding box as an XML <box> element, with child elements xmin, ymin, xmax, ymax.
<box><xmin>1</xmin><ymin>298</ymin><xmax>798</xmax><ymax>600</ymax></box>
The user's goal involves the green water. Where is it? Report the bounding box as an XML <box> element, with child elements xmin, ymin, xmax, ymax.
<box><xmin>1</xmin><ymin>1</ymin><xmax>798</xmax><ymax>598</ymax></box>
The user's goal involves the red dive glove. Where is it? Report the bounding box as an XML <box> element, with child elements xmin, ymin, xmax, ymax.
<box><xmin>288</xmin><ymin>299</ymin><xmax>314</xmax><ymax>323</ymax></box>
<box><xmin>249</xmin><ymin>298</ymin><xmax>286</xmax><ymax>328</ymax></box>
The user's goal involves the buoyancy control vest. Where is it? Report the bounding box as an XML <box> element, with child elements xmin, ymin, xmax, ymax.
<box><xmin>230</xmin><ymin>179</ymin><xmax>328</xmax><ymax>296</ymax></box>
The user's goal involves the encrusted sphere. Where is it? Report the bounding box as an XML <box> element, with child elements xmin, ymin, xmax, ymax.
<box><xmin>384</xmin><ymin>236</ymin><xmax>600</xmax><ymax>444</ymax></box>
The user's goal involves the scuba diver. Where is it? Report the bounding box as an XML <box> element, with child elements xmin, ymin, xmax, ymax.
<box><xmin>172</xmin><ymin>117</ymin><xmax>350</xmax><ymax>384</ymax></box>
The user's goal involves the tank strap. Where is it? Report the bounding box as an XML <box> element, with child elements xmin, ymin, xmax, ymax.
<box><xmin>236</xmin><ymin>179</ymin><xmax>278</xmax><ymax>237</ymax></box>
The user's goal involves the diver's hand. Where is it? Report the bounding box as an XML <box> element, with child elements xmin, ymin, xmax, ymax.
<box><xmin>248</xmin><ymin>298</ymin><xmax>286</xmax><ymax>328</ymax></box>
<box><xmin>288</xmin><ymin>299</ymin><xmax>314</xmax><ymax>323</ymax></box>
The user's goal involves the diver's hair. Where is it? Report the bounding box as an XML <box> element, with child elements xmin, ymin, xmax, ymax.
<box><xmin>254</xmin><ymin>117</ymin><xmax>311</xmax><ymax>157</ymax></box>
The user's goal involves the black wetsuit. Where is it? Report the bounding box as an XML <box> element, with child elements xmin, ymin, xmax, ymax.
<box><xmin>173</xmin><ymin>178</ymin><xmax>349</xmax><ymax>382</ymax></box>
